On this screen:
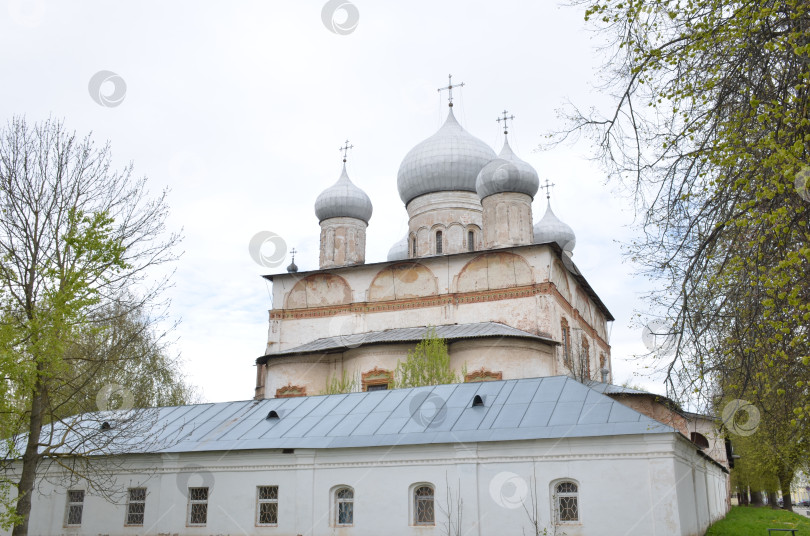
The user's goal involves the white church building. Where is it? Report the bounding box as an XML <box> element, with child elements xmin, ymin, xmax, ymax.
<box><xmin>3</xmin><ymin>90</ymin><xmax>730</xmax><ymax>536</ymax></box>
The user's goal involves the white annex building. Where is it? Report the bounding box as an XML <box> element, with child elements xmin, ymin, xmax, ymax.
<box><xmin>5</xmin><ymin>90</ymin><xmax>730</xmax><ymax>536</ymax></box>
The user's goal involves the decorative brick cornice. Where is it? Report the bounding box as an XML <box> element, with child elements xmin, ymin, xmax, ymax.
<box><xmin>268</xmin><ymin>281</ymin><xmax>611</xmax><ymax>350</ymax></box>
<box><xmin>270</xmin><ymin>284</ymin><xmax>545</xmax><ymax>320</ymax></box>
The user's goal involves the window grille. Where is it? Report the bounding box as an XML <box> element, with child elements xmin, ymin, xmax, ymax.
<box><xmin>335</xmin><ymin>487</ymin><xmax>354</xmax><ymax>526</ymax></box>
<box><xmin>414</xmin><ymin>485</ymin><xmax>435</xmax><ymax>525</ymax></box>
<box><xmin>555</xmin><ymin>481</ymin><xmax>579</xmax><ymax>522</ymax></box>
<box><xmin>436</xmin><ymin>231</ymin><xmax>443</xmax><ymax>254</ymax></box>
<box><xmin>65</xmin><ymin>490</ymin><xmax>84</xmax><ymax>526</ymax></box>
<box><xmin>467</xmin><ymin>230</ymin><xmax>475</xmax><ymax>252</ymax></box>
<box><xmin>126</xmin><ymin>488</ymin><xmax>146</xmax><ymax>526</ymax></box>
<box><xmin>187</xmin><ymin>487</ymin><xmax>208</xmax><ymax>526</ymax></box>
<box><xmin>257</xmin><ymin>486</ymin><xmax>279</xmax><ymax>525</ymax></box>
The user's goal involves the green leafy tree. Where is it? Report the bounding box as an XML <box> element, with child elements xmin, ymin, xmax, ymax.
<box><xmin>395</xmin><ymin>328</ymin><xmax>458</xmax><ymax>388</ymax></box>
<box><xmin>0</xmin><ymin>117</ymin><xmax>184</xmax><ymax>535</ymax></box>
<box><xmin>562</xmin><ymin>0</ymin><xmax>809</xmax><ymax>412</ymax></box>
<box><xmin>321</xmin><ymin>369</ymin><xmax>359</xmax><ymax>395</ymax></box>
<box><xmin>562</xmin><ymin>0</ymin><xmax>810</xmax><ymax>505</ymax></box>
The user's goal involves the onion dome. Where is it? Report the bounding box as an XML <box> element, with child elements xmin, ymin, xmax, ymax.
<box><xmin>387</xmin><ymin>234</ymin><xmax>409</xmax><ymax>261</ymax></box>
<box><xmin>533</xmin><ymin>201</ymin><xmax>576</xmax><ymax>253</ymax></box>
<box><xmin>397</xmin><ymin>108</ymin><xmax>497</xmax><ymax>205</ymax></box>
<box><xmin>314</xmin><ymin>164</ymin><xmax>373</xmax><ymax>223</ymax></box>
<box><xmin>475</xmin><ymin>138</ymin><xmax>540</xmax><ymax>200</ymax></box>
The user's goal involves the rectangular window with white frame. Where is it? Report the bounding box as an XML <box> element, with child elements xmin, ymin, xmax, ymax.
<box><xmin>64</xmin><ymin>490</ymin><xmax>84</xmax><ymax>527</ymax></box>
<box><xmin>125</xmin><ymin>487</ymin><xmax>146</xmax><ymax>526</ymax></box>
<box><xmin>187</xmin><ymin>487</ymin><xmax>208</xmax><ymax>526</ymax></box>
<box><xmin>256</xmin><ymin>485</ymin><xmax>279</xmax><ymax>526</ymax></box>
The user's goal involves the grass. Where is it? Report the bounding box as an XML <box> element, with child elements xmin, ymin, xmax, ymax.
<box><xmin>706</xmin><ymin>505</ymin><xmax>810</xmax><ymax>535</ymax></box>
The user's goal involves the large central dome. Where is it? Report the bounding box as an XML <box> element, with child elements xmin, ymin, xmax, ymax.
<box><xmin>397</xmin><ymin>108</ymin><xmax>496</xmax><ymax>205</ymax></box>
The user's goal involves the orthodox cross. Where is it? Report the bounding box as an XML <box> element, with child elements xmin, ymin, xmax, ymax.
<box><xmin>289</xmin><ymin>247</ymin><xmax>297</xmax><ymax>261</ymax></box>
<box><xmin>496</xmin><ymin>110</ymin><xmax>515</xmax><ymax>135</ymax></box>
<box><xmin>339</xmin><ymin>140</ymin><xmax>354</xmax><ymax>163</ymax></box>
<box><xmin>437</xmin><ymin>74</ymin><xmax>464</xmax><ymax>107</ymax></box>
<box><xmin>541</xmin><ymin>179</ymin><xmax>556</xmax><ymax>200</ymax></box>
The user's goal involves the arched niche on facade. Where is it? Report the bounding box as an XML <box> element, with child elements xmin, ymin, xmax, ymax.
<box><xmin>285</xmin><ymin>273</ymin><xmax>352</xmax><ymax>309</ymax></box>
<box><xmin>368</xmin><ymin>262</ymin><xmax>438</xmax><ymax>302</ymax></box>
<box><xmin>456</xmin><ymin>251</ymin><xmax>533</xmax><ymax>293</ymax></box>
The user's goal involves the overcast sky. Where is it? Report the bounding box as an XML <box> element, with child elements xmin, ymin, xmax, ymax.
<box><xmin>2</xmin><ymin>0</ymin><xmax>671</xmax><ymax>403</ymax></box>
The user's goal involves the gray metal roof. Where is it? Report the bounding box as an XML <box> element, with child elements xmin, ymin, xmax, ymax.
<box><xmin>29</xmin><ymin>377</ymin><xmax>675</xmax><ymax>456</ymax></box>
<box><xmin>475</xmin><ymin>138</ymin><xmax>540</xmax><ymax>200</ymax></box>
<box><xmin>386</xmin><ymin>233</ymin><xmax>409</xmax><ymax>261</ymax></box>
<box><xmin>258</xmin><ymin>322</ymin><xmax>556</xmax><ymax>362</ymax></box>
<box><xmin>314</xmin><ymin>164</ymin><xmax>373</xmax><ymax>223</ymax></box>
<box><xmin>534</xmin><ymin>201</ymin><xmax>576</xmax><ymax>253</ymax></box>
<box><xmin>397</xmin><ymin>107</ymin><xmax>497</xmax><ymax>204</ymax></box>
<box><xmin>587</xmin><ymin>381</ymin><xmax>653</xmax><ymax>396</ymax></box>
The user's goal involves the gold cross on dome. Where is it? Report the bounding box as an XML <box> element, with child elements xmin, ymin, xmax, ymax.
<box><xmin>541</xmin><ymin>179</ymin><xmax>556</xmax><ymax>200</ymax></box>
<box><xmin>497</xmin><ymin>110</ymin><xmax>515</xmax><ymax>135</ymax></box>
<box><xmin>437</xmin><ymin>74</ymin><xmax>465</xmax><ymax>107</ymax></box>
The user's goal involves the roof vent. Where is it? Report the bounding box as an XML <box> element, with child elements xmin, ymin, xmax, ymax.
<box><xmin>100</xmin><ymin>421</ymin><xmax>112</xmax><ymax>431</ymax></box>
<box><xmin>472</xmin><ymin>395</ymin><xmax>484</xmax><ymax>408</ymax></box>
<box><xmin>266</xmin><ymin>410</ymin><xmax>280</xmax><ymax>420</ymax></box>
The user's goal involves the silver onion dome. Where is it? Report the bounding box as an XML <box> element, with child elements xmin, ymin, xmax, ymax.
<box><xmin>533</xmin><ymin>201</ymin><xmax>576</xmax><ymax>253</ymax></box>
<box><xmin>314</xmin><ymin>164</ymin><xmax>373</xmax><ymax>223</ymax></box>
<box><xmin>475</xmin><ymin>138</ymin><xmax>540</xmax><ymax>200</ymax></box>
<box><xmin>397</xmin><ymin>107</ymin><xmax>497</xmax><ymax>205</ymax></box>
<box><xmin>386</xmin><ymin>234</ymin><xmax>409</xmax><ymax>261</ymax></box>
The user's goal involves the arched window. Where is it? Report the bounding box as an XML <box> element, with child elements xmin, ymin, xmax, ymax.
<box><xmin>690</xmin><ymin>432</ymin><xmax>710</xmax><ymax>449</ymax></box>
<box><xmin>554</xmin><ymin>481</ymin><xmax>579</xmax><ymax>523</ymax></box>
<box><xmin>581</xmin><ymin>339</ymin><xmax>591</xmax><ymax>379</ymax></box>
<box><xmin>335</xmin><ymin>487</ymin><xmax>354</xmax><ymax>526</ymax></box>
<box><xmin>413</xmin><ymin>485</ymin><xmax>435</xmax><ymax>525</ymax></box>
<box><xmin>561</xmin><ymin>319</ymin><xmax>571</xmax><ymax>368</ymax></box>
<box><xmin>412</xmin><ymin>237</ymin><xmax>417</xmax><ymax>257</ymax></box>
<box><xmin>435</xmin><ymin>231</ymin><xmax>443</xmax><ymax>254</ymax></box>
<box><xmin>467</xmin><ymin>230</ymin><xmax>475</xmax><ymax>252</ymax></box>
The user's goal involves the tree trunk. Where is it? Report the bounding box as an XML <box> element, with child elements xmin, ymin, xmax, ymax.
<box><xmin>779</xmin><ymin>471</ymin><xmax>794</xmax><ymax>513</ymax></box>
<box><xmin>738</xmin><ymin>488</ymin><xmax>749</xmax><ymax>506</ymax></box>
<box><xmin>751</xmin><ymin>490</ymin><xmax>764</xmax><ymax>506</ymax></box>
<box><xmin>12</xmin><ymin>378</ymin><xmax>45</xmax><ymax>536</ymax></box>
<box><xmin>767</xmin><ymin>491</ymin><xmax>780</xmax><ymax>509</ymax></box>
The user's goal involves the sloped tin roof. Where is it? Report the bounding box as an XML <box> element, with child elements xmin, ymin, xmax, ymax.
<box><xmin>44</xmin><ymin>377</ymin><xmax>676</xmax><ymax>455</ymax></box>
<box><xmin>259</xmin><ymin>322</ymin><xmax>556</xmax><ymax>362</ymax></box>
